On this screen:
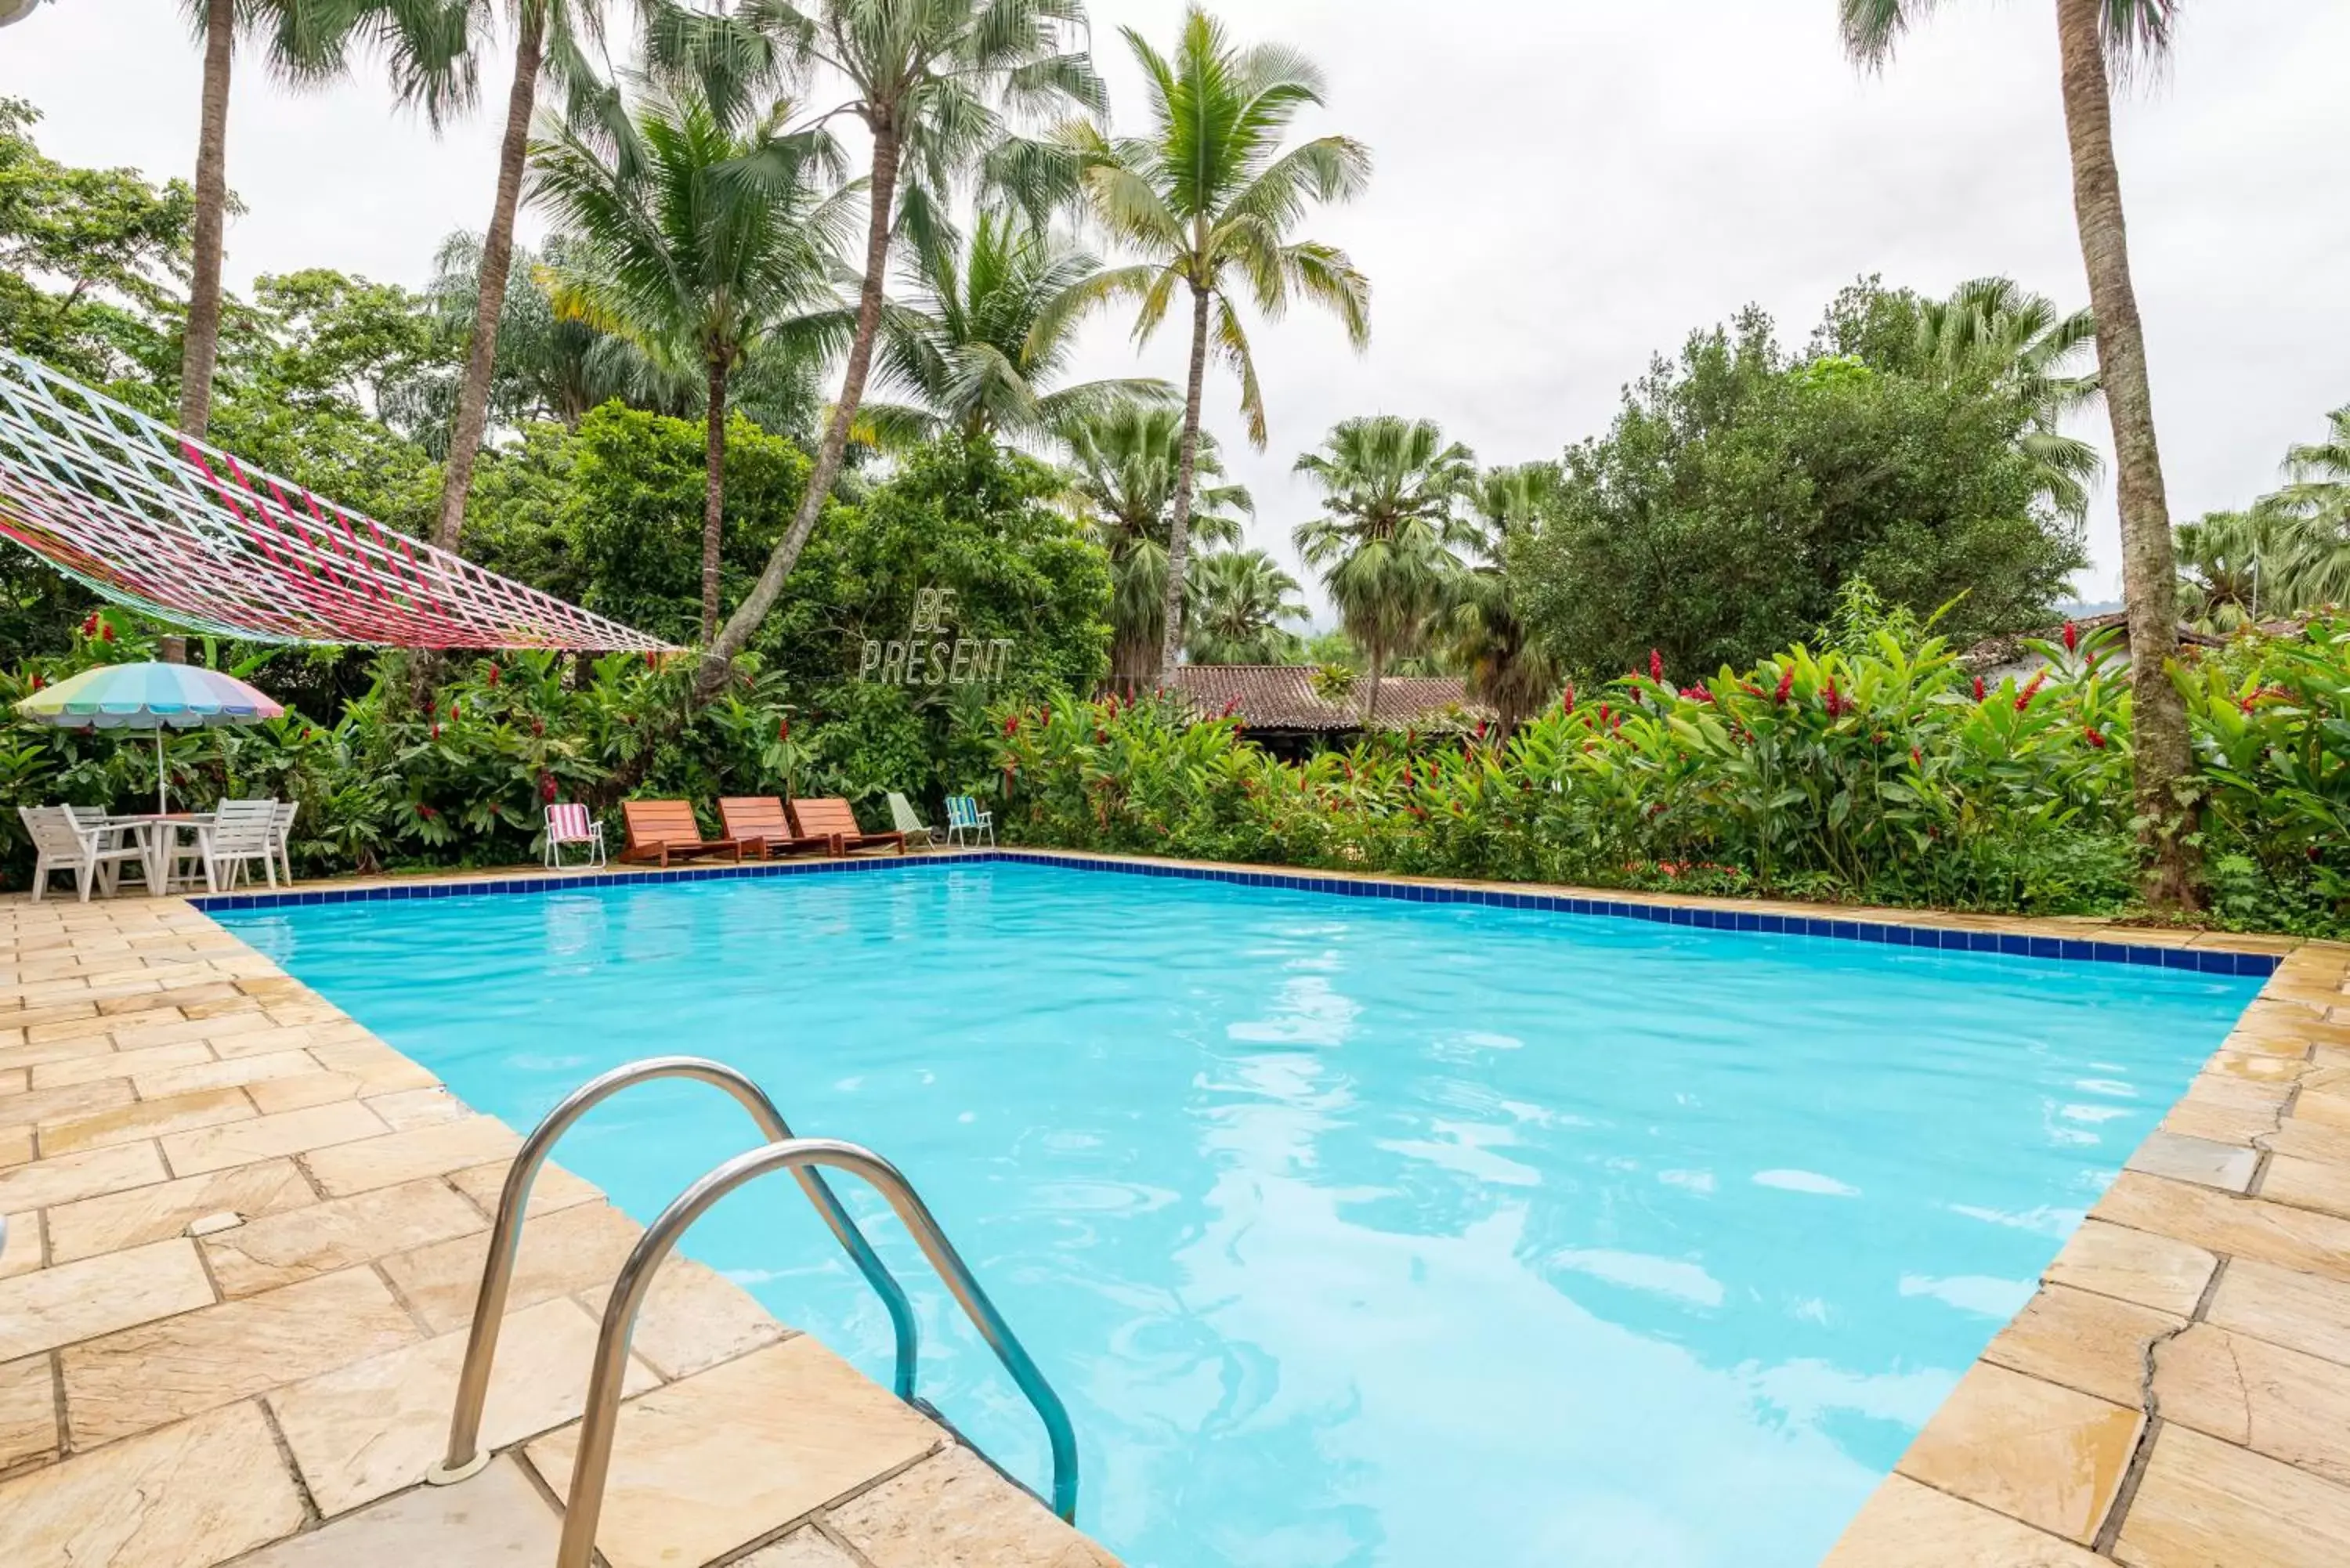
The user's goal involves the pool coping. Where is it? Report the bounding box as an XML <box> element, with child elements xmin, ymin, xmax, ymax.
<box><xmin>12</xmin><ymin>851</ymin><xmax>2350</xmax><ymax>1564</ymax></box>
<box><xmin>185</xmin><ymin>846</ymin><xmax>2285</xmax><ymax>978</ymax></box>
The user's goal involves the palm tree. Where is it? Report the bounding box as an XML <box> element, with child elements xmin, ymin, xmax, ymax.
<box><xmin>856</xmin><ymin>209</ymin><xmax>1172</xmax><ymax>448</ymax></box>
<box><xmin>532</xmin><ymin>74</ymin><xmax>850</xmax><ymax>638</ymax></box>
<box><xmin>682</xmin><ymin>0</ymin><xmax>1105</xmax><ymax>692</ymax></box>
<box><xmin>1292</xmin><ymin>415</ymin><xmax>1474</xmax><ymax>724</ymax></box>
<box><xmin>1842</xmin><ymin>0</ymin><xmax>2198</xmax><ymax>907</ymax></box>
<box><xmin>1914</xmin><ymin>276</ymin><xmax>2102</xmax><ymax>519</ymax></box>
<box><xmin>425</xmin><ymin>0</ymin><xmax>620</xmax><ymax>555</ymax></box>
<box><xmin>1061</xmin><ymin>403</ymin><xmax>1252</xmax><ymax>687</ymax></box>
<box><xmin>1068</xmin><ymin>6</ymin><xmax>1371</xmax><ymax>684</ymax></box>
<box><xmin>2269</xmin><ymin>405</ymin><xmax>2350</xmax><ymax>607</ymax></box>
<box><xmin>2175</xmin><ymin>509</ymin><xmax>2284</xmax><ymax>634</ymax></box>
<box><xmin>1186</xmin><ymin>548</ymin><xmax>1305</xmax><ymax>664</ymax></box>
<box><xmin>176</xmin><ymin>0</ymin><xmax>470</xmax><ymax>441</ymax></box>
<box><xmin>1442</xmin><ymin>461</ymin><xmax>1562</xmax><ymax>738</ymax></box>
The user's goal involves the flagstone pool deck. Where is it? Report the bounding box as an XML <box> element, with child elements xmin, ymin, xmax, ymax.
<box><xmin>2</xmin><ymin>849</ymin><xmax>2348</xmax><ymax>1566</ymax></box>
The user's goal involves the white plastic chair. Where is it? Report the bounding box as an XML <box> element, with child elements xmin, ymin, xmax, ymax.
<box><xmin>885</xmin><ymin>792</ymin><xmax>937</xmax><ymax>850</ymax></box>
<box><xmin>270</xmin><ymin>800</ymin><xmax>298</xmax><ymax>886</ymax></box>
<box><xmin>544</xmin><ymin>802</ymin><xmax>606</xmax><ymax>869</ymax></box>
<box><xmin>945</xmin><ymin>795</ymin><xmax>994</xmax><ymax>847</ymax></box>
<box><xmin>18</xmin><ymin>805</ymin><xmax>148</xmax><ymax>901</ymax></box>
<box><xmin>191</xmin><ymin>800</ymin><xmax>280</xmax><ymax>891</ymax></box>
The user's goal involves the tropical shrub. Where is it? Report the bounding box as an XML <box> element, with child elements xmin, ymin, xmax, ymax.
<box><xmin>986</xmin><ymin>622</ymin><xmax>2350</xmax><ymax>934</ymax></box>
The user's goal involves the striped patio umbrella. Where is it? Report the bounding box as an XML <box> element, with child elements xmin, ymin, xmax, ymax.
<box><xmin>15</xmin><ymin>661</ymin><xmax>285</xmax><ymax>814</ymax></box>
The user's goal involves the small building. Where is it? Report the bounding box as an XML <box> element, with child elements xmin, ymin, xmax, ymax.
<box><xmin>1168</xmin><ymin>665</ymin><xmax>1491</xmax><ymax>757</ymax></box>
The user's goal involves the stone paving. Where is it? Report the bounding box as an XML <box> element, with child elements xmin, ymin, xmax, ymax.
<box><xmin>5</xmin><ymin>853</ymin><xmax>2350</xmax><ymax>1566</ymax></box>
<box><xmin>0</xmin><ymin>891</ymin><xmax>1118</xmax><ymax>1568</ymax></box>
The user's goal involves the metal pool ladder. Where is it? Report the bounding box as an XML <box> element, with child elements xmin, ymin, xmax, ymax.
<box><xmin>423</xmin><ymin>1056</ymin><xmax>1079</xmax><ymax>1568</ymax></box>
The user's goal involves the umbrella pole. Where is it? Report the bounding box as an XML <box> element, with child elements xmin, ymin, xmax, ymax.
<box><xmin>156</xmin><ymin>731</ymin><xmax>166</xmax><ymax>815</ymax></box>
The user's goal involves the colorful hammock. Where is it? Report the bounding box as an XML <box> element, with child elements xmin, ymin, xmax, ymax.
<box><xmin>0</xmin><ymin>353</ymin><xmax>675</xmax><ymax>652</ymax></box>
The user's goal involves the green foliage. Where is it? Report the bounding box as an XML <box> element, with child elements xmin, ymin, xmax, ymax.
<box><xmin>1512</xmin><ymin>300</ymin><xmax>2084</xmax><ymax>680</ymax></box>
<box><xmin>984</xmin><ymin>622</ymin><xmax>2350</xmax><ymax>934</ymax></box>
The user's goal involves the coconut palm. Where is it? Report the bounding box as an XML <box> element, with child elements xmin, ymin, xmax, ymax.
<box><xmin>674</xmin><ymin>0</ymin><xmax>1104</xmax><ymax>689</ymax></box>
<box><xmin>1441</xmin><ymin>461</ymin><xmax>1562</xmax><ymax>738</ymax></box>
<box><xmin>1841</xmin><ymin>0</ymin><xmax>2196</xmax><ymax>906</ymax></box>
<box><xmin>1068</xmin><ymin>6</ymin><xmax>1371</xmax><ymax>683</ymax></box>
<box><xmin>1186</xmin><ymin>548</ymin><xmax>1305</xmax><ymax>664</ymax></box>
<box><xmin>1292</xmin><ymin>415</ymin><xmax>1475</xmax><ymax>723</ymax></box>
<box><xmin>1061</xmin><ymin>403</ymin><xmax>1253</xmax><ymax>687</ymax></box>
<box><xmin>1915</xmin><ymin>276</ymin><xmax>2102</xmax><ymax>520</ymax></box>
<box><xmin>855</xmin><ymin>210</ymin><xmax>1172</xmax><ymax>448</ymax></box>
<box><xmin>177</xmin><ymin>0</ymin><xmax>466</xmax><ymax>439</ymax></box>
<box><xmin>421</xmin><ymin>0</ymin><xmax>631</xmax><ymax>554</ymax></box>
<box><xmin>532</xmin><ymin>73</ymin><xmax>851</xmax><ymax>638</ymax></box>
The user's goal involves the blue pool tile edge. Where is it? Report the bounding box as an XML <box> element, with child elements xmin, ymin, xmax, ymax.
<box><xmin>186</xmin><ymin>849</ymin><xmax>2282</xmax><ymax>978</ymax></box>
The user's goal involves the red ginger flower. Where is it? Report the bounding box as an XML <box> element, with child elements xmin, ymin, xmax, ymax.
<box><xmin>1972</xmin><ymin>676</ymin><xmax>1987</xmax><ymax>703</ymax></box>
<box><xmin>2084</xmin><ymin>726</ymin><xmax>2108</xmax><ymax>749</ymax></box>
<box><xmin>2063</xmin><ymin>621</ymin><xmax>2079</xmax><ymax>652</ymax></box>
<box><xmin>1911</xmin><ymin>746</ymin><xmax>1923</xmax><ymax>768</ymax></box>
<box><xmin>2015</xmin><ymin>670</ymin><xmax>2046</xmax><ymax>712</ymax></box>
<box><xmin>487</xmin><ymin>664</ymin><xmax>500</xmax><ymax>686</ymax></box>
<box><xmin>1822</xmin><ymin>679</ymin><xmax>1846</xmax><ymax>718</ymax></box>
<box><xmin>540</xmin><ymin>772</ymin><xmax>558</xmax><ymax>803</ymax></box>
<box><xmin>1773</xmin><ymin>666</ymin><xmax>1794</xmax><ymax>704</ymax></box>
<box><xmin>99</xmin><ymin>623</ymin><xmax>114</xmax><ymax>642</ymax></box>
<box><xmin>1650</xmin><ymin>649</ymin><xmax>1665</xmax><ymax>683</ymax></box>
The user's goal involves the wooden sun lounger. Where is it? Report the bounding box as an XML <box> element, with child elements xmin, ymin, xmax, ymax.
<box><xmin>789</xmin><ymin>797</ymin><xmax>906</xmax><ymax>857</ymax></box>
<box><xmin>716</xmin><ymin>797</ymin><xmax>833</xmax><ymax>859</ymax></box>
<box><xmin>620</xmin><ymin>800</ymin><xmax>748</xmax><ymax>867</ymax></box>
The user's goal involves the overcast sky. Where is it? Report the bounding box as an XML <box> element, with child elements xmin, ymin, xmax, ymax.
<box><xmin>3</xmin><ymin>1</ymin><xmax>2345</xmax><ymax>618</ymax></box>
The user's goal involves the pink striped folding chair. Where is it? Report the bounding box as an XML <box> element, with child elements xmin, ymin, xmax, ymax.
<box><xmin>544</xmin><ymin>802</ymin><xmax>606</xmax><ymax>871</ymax></box>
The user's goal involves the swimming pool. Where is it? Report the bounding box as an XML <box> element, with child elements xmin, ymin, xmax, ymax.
<box><xmin>215</xmin><ymin>860</ymin><xmax>2262</xmax><ymax>1567</ymax></box>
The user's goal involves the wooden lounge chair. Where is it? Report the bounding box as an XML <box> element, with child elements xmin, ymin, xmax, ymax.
<box><xmin>620</xmin><ymin>800</ymin><xmax>747</xmax><ymax>867</ymax></box>
<box><xmin>716</xmin><ymin>797</ymin><xmax>832</xmax><ymax>859</ymax></box>
<box><xmin>789</xmin><ymin>797</ymin><xmax>906</xmax><ymax>856</ymax></box>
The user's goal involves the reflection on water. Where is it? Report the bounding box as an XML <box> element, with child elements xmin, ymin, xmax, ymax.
<box><xmin>221</xmin><ymin>865</ymin><xmax>2258</xmax><ymax>1568</ymax></box>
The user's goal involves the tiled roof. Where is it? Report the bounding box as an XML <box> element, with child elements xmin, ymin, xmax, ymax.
<box><xmin>1169</xmin><ymin>665</ymin><xmax>1489</xmax><ymax>732</ymax></box>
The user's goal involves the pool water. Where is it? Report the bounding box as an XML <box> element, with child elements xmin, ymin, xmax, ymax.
<box><xmin>216</xmin><ymin>862</ymin><xmax>2260</xmax><ymax>1567</ymax></box>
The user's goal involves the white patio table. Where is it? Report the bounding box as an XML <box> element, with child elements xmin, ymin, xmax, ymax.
<box><xmin>97</xmin><ymin>811</ymin><xmax>219</xmax><ymax>894</ymax></box>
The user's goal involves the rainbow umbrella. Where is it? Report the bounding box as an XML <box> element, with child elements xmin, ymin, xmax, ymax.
<box><xmin>15</xmin><ymin>661</ymin><xmax>284</xmax><ymax>814</ymax></box>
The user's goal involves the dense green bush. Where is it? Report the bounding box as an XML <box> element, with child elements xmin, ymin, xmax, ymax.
<box><xmin>987</xmin><ymin>623</ymin><xmax>2350</xmax><ymax>934</ymax></box>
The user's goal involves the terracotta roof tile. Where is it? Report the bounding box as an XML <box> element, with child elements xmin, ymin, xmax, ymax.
<box><xmin>1169</xmin><ymin>666</ymin><xmax>1488</xmax><ymax>732</ymax></box>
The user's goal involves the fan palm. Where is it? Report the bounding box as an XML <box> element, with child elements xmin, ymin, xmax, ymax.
<box><xmin>1061</xmin><ymin>403</ymin><xmax>1251</xmax><ymax>686</ymax></box>
<box><xmin>856</xmin><ymin>209</ymin><xmax>1172</xmax><ymax>447</ymax></box>
<box><xmin>1915</xmin><ymin>276</ymin><xmax>2102</xmax><ymax>519</ymax></box>
<box><xmin>673</xmin><ymin>0</ymin><xmax>1105</xmax><ymax>688</ymax></box>
<box><xmin>1842</xmin><ymin>0</ymin><xmax>2196</xmax><ymax>907</ymax></box>
<box><xmin>1186</xmin><ymin>548</ymin><xmax>1305</xmax><ymax>665</ymax></box>
<box><xmin>532</xmin><ymin>74</ymin><xmax>851</xmax><ymax>638</ymax></box>
<box><xmin>2268</xmin><ymin>406</ymin><xmax>2350</xmax><ymax>608</ymax></box>
<box><xmin>1441</xmin><ymin>461</ymin><xmax>1562</xmax><ymax>738</ymax></box>
<box><xmin>1292</xmin><ymin>416</ymin><xmax>1474</xmax><ymax>724</ymax></box>
<box><xmin>1068</xmin><ymin>6</ymin><xmax>1371</xmax><ymax>683</ymax></box>
<box><xmin>2175</xmin><ymin>509</ymin><xmax>2285</xmax><ymax>634</ymax></box>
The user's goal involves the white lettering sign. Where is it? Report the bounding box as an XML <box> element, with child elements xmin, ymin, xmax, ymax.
<box><xmin>859</xmin><ymin>588</ymin><xmax>1013</xmax><ymax>686</ymax></box>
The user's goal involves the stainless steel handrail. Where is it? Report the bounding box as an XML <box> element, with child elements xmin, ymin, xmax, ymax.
<box><xmin>425</xmin><ymin>1057</ymin><xmax>920</xmax><ymax>1484</ymax></box>
<box><xmin>556</xmin><ymin>1136</ymin><xmax>1079</xmax><ymax>1568</ymax></box>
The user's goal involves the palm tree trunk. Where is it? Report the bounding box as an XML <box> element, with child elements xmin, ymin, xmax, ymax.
<box><xmin>698</xmin><ymin>124</ymin><xmax>901</xmax><ymax>695</ymax></box>
<box><xmin>179</xmin><ymin>0</ymin><xmax>235</xmax><ymax>439</ymax></box>
<box><xmin>2053</xmin><ymin>0</ymin><xmax>2196</xmax><ymax>910</ymax></box>
<box><xmin>430</xmin><ymin>5</ymin><xmax>544</xmax><ymax>554</ymax></box>
<box><xmin>1155</xmin><ymin>282</ymin><xmax>1213</xmax><ymax>685</ymax></box>
<box><xmin>701</xmin><ymin>357</ymin><xmax>728</xmax><ymax>641</ymax></box>
<box><xmin>1361</xmin><ymin>647</ymin><xmax>1384</xmax><ymax>728</ymax></box>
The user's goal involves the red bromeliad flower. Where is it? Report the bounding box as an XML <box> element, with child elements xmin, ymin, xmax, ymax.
<box><xmin>487</xmin><ymin>664</ymin><xmax>501</xmax><ymax>686</ymax></box>
<box><xmin>643</xmin><ymin>652</ymin><xmax>657</xmax><ymax>670</ymax></box>
<box><xmin>1773</xmin><ymin>665</ymin><xmax>1794</xmax><ymax>704</ymax></box>
<box><xmin>1002</xmin><ymin>714</ymin><xmax>1020</xmax><ymax>737</ymax></box>
<box><xmin>2084</xmin><ymin>726</ymin><xmax>2108</xmax><ymax>749</ymax></box>
<box><xmin>1475</xmin><ymin>718</ymin><xmax>1489</xmax><ymax>739</ymax></box>
<box><xmin>1911</xmin><ymin>746</ymin><xmax>1924</xmax><ymax>769</ymax></box>
<box><xmin>2063</xmin><ymin>621</ymin><xmax>2079</xmax><ymax>652</ymax></box>
<box><xmin>1649</xmin><ymin>649</ymin><xmax>1665</xmax><ymax>683</ymax></box>
<box><xmin>1972</xmin><ymin>676</ymin><xmax>1987</xmax><ymax>703</ymax></box>
<box><xmin>415</xmin><ymin>802</ymin><xmax>438</xmax><ymax>819</ymax></box>
<box><xmin>28</xmin><ymin>673</ymin><xmax>42</xmax><ymax>690</ymax></box>
<box><xmin>777</xmin><ymin>718</ymin><xmax>790</xmax><ymax>742</ymax></box>
<box><xmin>99</xmin><ymin>623</ymin><xmax>114</xmax><ymax>642</ymax></box>
<box><xmin>80</xmin><ymin>612</ymin><xmax>98</xmax><ymax>636</ymax></box>
<box><xmin>2015</xmin><ymin>670</ymin><xmax>2047</xmax><ymax>712</ymax></box>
